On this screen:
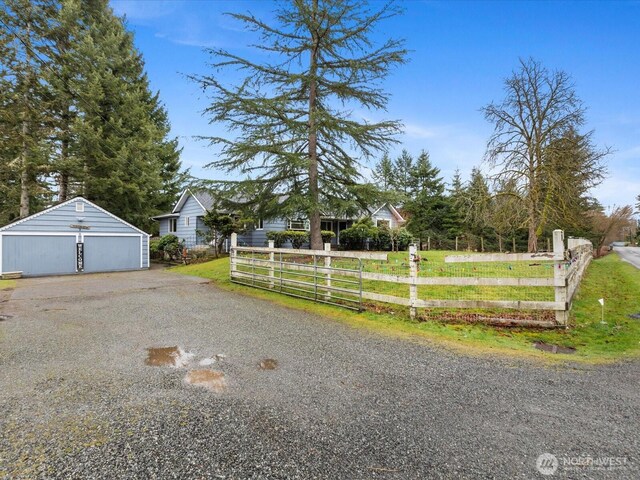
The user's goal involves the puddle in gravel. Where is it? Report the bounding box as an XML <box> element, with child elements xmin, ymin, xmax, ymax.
<box><xmin>533</xmin><ymin>341</ymin><xmax>576</xmax><ymax>354</ymax></box>
<box><xmin>259</xmin><ymin>358</ymin><xmax>278</xmax><ymax>370</ymax></box>
<box><xmin>185</xmin><ymin>370</ymin><xmax>226</xmax><ymax>392</ymax></box>
<box><xmin>628</xmin><ymin>313</ymin><xmax>640</xmax><ymax>320</ymax></box>
<box><xmin>145</xmin><ymin>346</ymin><xmax>194</xmax><ymax>367</ymax></box>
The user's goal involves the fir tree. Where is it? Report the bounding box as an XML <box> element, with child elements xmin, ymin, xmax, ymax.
<box><xmin>373</xmin><ymin>153</ymin><xmax>394</xmax><ymax>192</ymax></box>
<box><xmin>404</xmin><ymin>152</ymin><xmax>449</xmax><ymax>246</ymax></box>
<box><xmin>191</xmin><ymin>0</ymin><xmax>407</xmax><ymax>249</ymax></box>
<box><xmin>392</xmin><ymin>149</ymin><xmax>413</xmax><ymax>202</ymax></box>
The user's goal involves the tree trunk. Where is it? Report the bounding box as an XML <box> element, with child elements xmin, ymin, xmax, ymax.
<box><xmin>58</xmin><ymin>108</ymin><xmax>71</xmax><ymax>202</ymax></box>
<box><xmin>19</xmin><ymin>19</ymin><xmax>32</xmax><ymax>218</ymax></box>
<box><xmin>498</xmin><ymin>234</ymin><xmax>503</xmax><ymax>252</ymax></box>
<box><xmin>307</xmin><ymin>0</ymin><xmax>322</xmax><ymax>250</ymax></box>
<box><xmin>528</xmin><ymin>224</ymin><xmax>538</xmax><ymax>252</ymax></box>
<box><xmin>512</xmin><ymin>236</ymin><xmax>516</xmax><ymax>253</ymax></box>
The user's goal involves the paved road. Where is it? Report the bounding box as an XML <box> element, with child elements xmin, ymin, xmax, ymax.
<box><xmin>1</xmin><ymin>269</ymin><xmax>638</xmax><ymax>479</ymax></box>
<box><xmin>616</xmin><ymin>246</ymin><xmax>640</xmax><ymax>269</ymax></box>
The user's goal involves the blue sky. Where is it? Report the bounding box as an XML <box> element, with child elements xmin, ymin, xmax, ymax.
<box><xmin>110</xmin><ymin>0</ymin><xmax>640</xmax><ymax>211</ymax></box>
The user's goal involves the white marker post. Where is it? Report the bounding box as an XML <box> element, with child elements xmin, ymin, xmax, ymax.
<box><xmin>598</xmin><ymin>298</ymin><xmax>605</xmax><ymax>324</ymax></box>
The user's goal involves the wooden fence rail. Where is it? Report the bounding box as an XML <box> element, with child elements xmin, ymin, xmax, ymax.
<box><xmin>229</xmin><ymin>229</ymin><xmax>593</xmax><ymax>327</ymax></box>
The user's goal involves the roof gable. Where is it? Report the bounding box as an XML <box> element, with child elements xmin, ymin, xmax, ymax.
<box><xmin>371</xmin><ymin>203</ymin><xmax>405</xmax><ymax>223</ymax></box>
<box><xmin>0</xmin><ymin>197</ymin><xmax>149</xmax><ymax>235</ymax></box>
<box><xmin>172</xmin><ymin>189</ymin><xmax>214</xmax><ymax>214</ymax></box>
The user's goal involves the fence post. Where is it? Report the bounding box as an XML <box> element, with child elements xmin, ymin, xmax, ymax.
<box><xmin>409</xmin><ymin>244</ymin><xmax>418</xmax><ymax>319</ymax></box>
<box><xmin>324</xmin><ymin>242</ymin><xmax>332</xmax><ymax>300</ymax></box>
<box><xmin>553</xmin><ymin>229</ymin><xmax>568</xmax><ymax>326</ymax></box>
<box><xmin>230</xmin><ymin>233</ymin><xmax>238</xmax><ymax>277</ymax></box>
<box><xmin>268</xmin><ymin>240</ymin><xmax>275</xmax><ymax>288</ymax></box>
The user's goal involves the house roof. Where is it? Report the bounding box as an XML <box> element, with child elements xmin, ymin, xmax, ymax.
<box><xmin>150</xmin><ymin>212</ymin><xmax>179</xmax><ymax>220</ymax></box>
<box><xmin>0</xmin><ymin>196</ymin><xmax>149</xmax><ymax>235</ymax></box>
<box><xmin>371</xmin><ymin>203</ymin><xmax>405</xmax><ymax>223</ymax></box>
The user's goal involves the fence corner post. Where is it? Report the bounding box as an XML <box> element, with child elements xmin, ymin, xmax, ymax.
<box><xmin>324</xmin><ymin>242</ymin><xmax>332</xmax><ymax>300</ymax></box>
<box><xmin>268</xmin><ymin>240</ymin><xmax>275</xmax><ymax>288</ymax></box>
<box><xmin>553</xmin><ymin>229</ymin><xmax>568</xmax><ymax>326</ymax></box>
<box><xmin>409</xmin><ymin>243</ymin><xmax>418</xmax><ymax>320</ymax></box>
<box><xmin>230</xmin><ymin>233</ymin><xmax>238</xmax><ymax>275</ymax></box>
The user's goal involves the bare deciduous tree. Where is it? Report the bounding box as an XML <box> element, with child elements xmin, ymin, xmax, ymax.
<box><xmin>482</xmin><ymin>58</ymin><xmax>608</xmax><ymax>252</ymax></box>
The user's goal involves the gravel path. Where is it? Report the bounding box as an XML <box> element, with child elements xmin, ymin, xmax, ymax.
<box><xmin>1</xmin><ymin>269</ymin><xmax>638</xmax><ymax>479</ymax></box>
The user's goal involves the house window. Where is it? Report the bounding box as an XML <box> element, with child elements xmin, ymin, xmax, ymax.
<box><xmin>256</xmin><ymin>219</ymin><xmax>264</xmax><ymax>230</ymax></box>
<box><xmin>288</xmin><ymin>218</ymin><xmax>309</xmax><ymax>231</ymax></box>
<box><xmin>376</xmin><ymin>219</ymin><xmax>390</xmax><ymax>228</ymax></box>
<box><xmin>75</xmin><ymin>202</ymin><xmax>84</xmax><ymax>213</ymax></box>
<box><xmin>320</xmin><ymin>220</ymin><xmax>333</xmax><ymax>231</ymax></box>
<box><xmin>169</xmin><ymin>218</ymin><xmax>177</xmax><ymax>233</ymax></box>
<box><xmin>184</xmin><ymin>216</ymin><xmax>190</xmax><ymax>227</ymax></box>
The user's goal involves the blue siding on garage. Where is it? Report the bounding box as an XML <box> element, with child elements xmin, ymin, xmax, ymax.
<box><xmin>4</xmin><ymin>200</ymin><xmax>138</xmax><ymax>233</ymax></box>
<box><xmin>2</xmin><ymin>235</ymin><xmax>77</xmax><ymax>276</ymax></box>
<box><xmin>84</xmin><ymin>236</ymin><xmax>141</xmax><ymax>273</ymax></box>
<box><xmin>0</xmin><ymin>197</ymin><xmax>150</xmax><ymax>276</ymax></box>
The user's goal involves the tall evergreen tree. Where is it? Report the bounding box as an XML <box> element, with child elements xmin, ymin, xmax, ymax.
<box><xmin>404</xmin><ymin>152</ymin><xmax>449</xmax><ymax>246</ymax></box>
<box><xmin>0</xmin><ymin>0</ymin><xmax>55</xmax><ymax>218</ymax></box>
<box><xmin>373</xmin><ymin>153</ymin><xmax>394</xmax><ymax>192</ymax></box>
<box><xmin>462</xmin><ymin>167</ymin><xmax>492</xmax><ymax>240</ymax></box>
<box><xmin>392</xmin><ymin>149</ymin><xmax>413</xmax><ymax>201</ymax></box>
<box><xmin>0</xmin><ymin>0</ymin><xmax>184</xmax><ymax>228</ymax></box>
<box><xmin>69</xmin><ymin>0</ymin><xmax>183</xmax><ymax>229</ymax></box>
<box><xmin>191</xmin><ymin>0</ymin><xmax>408</xmax><ymax>249</ymax></box>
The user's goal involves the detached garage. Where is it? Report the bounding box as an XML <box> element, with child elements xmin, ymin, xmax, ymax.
<box><xmin>0</xmin><ymin>197</ymin><xmax>150</xmax><ymax>278</ymax></box>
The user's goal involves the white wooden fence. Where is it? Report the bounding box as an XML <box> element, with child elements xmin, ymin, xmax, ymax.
<box><xmin>229</xmin><ymin>229</ymin><xmax>592</xmax><ymax>327</ymax></box>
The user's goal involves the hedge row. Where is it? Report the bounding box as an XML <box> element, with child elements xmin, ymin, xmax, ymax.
<box><xmin>266</xmin><ymin>230</ymin><xmax>336</xmax><ymax>248</ymax></box>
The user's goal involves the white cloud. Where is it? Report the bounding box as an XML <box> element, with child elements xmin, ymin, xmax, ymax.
<box><xmin>403</xmin><ymin>123</ymin><xmax>439</xmax><ymax>139</ymax></box>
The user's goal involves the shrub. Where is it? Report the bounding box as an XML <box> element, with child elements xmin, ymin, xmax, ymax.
<box><xmin>321</xmin><ymin>230</ymin><xmax>336</xmax><ymax>245</ymax></box>
<box><xmin>158</xmin><ymin>234</ymin><xmax>182</xmax><ymax>253</ymax></box>
<box><xmin>266</xmin><ymin>231</ymin><xmax>288</xmax><ymax>247</ymax></box>
<box><xmin>286</xmin><ymin>231</ymin><xmax>309</xmax><ymax>248</ymax></box>
<box><xmin>149</xmin><ymin>238</ymin><xmax>163</xmax><ymax>259</ymax></box>
<box><xmin>395</xmin><ymin>227</ymin><xmax>413</xmax><ymax>251</ymax></box>
<box><xmin>373</xmin><ymin>226</ymin><xmax>391</xmax><ymax>251</ymax></box>
<box><xmin>339</xmin><ymin>219</ymin><xmax>377</xmax><ymax>250</ymax></box>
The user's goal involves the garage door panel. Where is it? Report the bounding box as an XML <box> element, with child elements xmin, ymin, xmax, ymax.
<box><xmin>84</xmin><ymin>236</ymin><xmax>140</xmax><ymax>273</ymax></box>
<box><xmin>2</xmin><ymin>235</ymin><xmax>77</xmax><ymax>276</ymax></box>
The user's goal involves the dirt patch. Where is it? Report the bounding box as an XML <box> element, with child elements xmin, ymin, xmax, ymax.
<box><xmin>533</xmin><ymin>341</ymin><xmax>576</xmax><ymax>354</ymax></box>
<box><xmin>185</xmin><ymin>370</ymin><xmax>226</xmax><ymax>392</ymax></box>
<box><xmin>145</xmin><ymin>346</ymin><xmax>194</xmax><ymax>367</ymax></box>
<box><xmin>259</xmin><ymin>358</ymin><xmax>278</xmax><ymax>370</ymax></box>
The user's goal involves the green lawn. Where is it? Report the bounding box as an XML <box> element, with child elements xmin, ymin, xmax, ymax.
<box><xmin>0</xmin><ymin>279</ymin><xmax>16</xmax><ymax>290</ymax></box>
<box><xmin>171</xmin><ymin>253</ymin><xmax>640</xmax><ymax>363</ymax></box>
<box><xmin>235</xmin><ymin>249</ymin><xmax>555</xmax><ymax>303</ymax></box>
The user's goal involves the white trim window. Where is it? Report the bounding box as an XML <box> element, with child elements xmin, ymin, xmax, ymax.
<box><xmin>320</xmin><ymin>220</ymin><xmax>333</xmax><ymax>231</ymax></box>
<box><xmin>169</xmin><ymin>218</ymin><xmax>177</xmax><ymax>233</ymax></box>
<box><xmin>288</xmin><ymin>218</ymin><xmax>309</xmax><ymax>231</ymax></box>
<box><xmin>375</xmin><ymin>219</ymin><xmax>390</xmax><ymax>228</ymax></box>
<box><xmin>184</xmin><ymin>216</ymin><xmax>190</xmax><ymax>227</ymax></box>
<box><xmin>75</xmin><ymin>202</ymin><xmax>84</xmax><ymax>213</ymax></box>
<box><xmin>256</xmin><ymin>219</ymin><xmax>264</xmax><ymax>230</ymax></box>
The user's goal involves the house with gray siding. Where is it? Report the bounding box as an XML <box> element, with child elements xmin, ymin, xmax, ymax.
<box><xmin>0</xmin><ymin>197</ymin><xmax>150</xmax><ymax>277</ymax></box>
<box><xmin>152</xmin><ymin>189</ymin><xmax>404</xmax><ymax>248</ymax></box>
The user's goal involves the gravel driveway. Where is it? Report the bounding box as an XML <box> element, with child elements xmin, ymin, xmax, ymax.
<box><xmin>1</xmin><ymin>269</ymin><xmax>638</xmax><ymax>479</ymax></box>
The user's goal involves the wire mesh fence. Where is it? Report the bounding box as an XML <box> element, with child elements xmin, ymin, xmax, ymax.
<box><xmin>229</xmin><ymin>231</ymin><xmax>592</xmax><ymax>328</ymax></box>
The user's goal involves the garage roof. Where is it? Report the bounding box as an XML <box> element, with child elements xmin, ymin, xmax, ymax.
<box><xmin>0</xmin><ymin>197</ymin><xmax>149</xmax><ymax>236</ymax></box>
